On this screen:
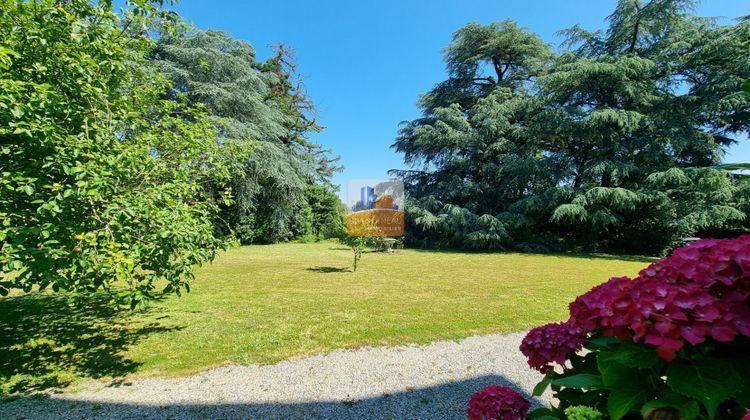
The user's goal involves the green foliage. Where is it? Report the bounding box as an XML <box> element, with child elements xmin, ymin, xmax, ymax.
<box><xmin>154</xmin><ymin>30</ymin><xmax>289</xmax><ymax>144</ymax></box>
<box><xmin>305</xmin><ymin>185</ymin><xmax>345</xmax><ymax>240</ymax></box>
<box><xmin>402</xmin><ymin>200</ymin><xmax>511</xmax><ymax>250</ymax></box>
<box><xmin>394</xmin><ymin>0</ymin><xmax>750</xmax><ymax>254</ymax></box>
<box><xmin>647</xmin><ymin>168</ymin><xmax>747</xmax><ymax>237</ymax></box>
<box><xmin>153</xmin><ymin>31</ymin><xmax>341</xmax><ymax>244</ymax></box>
<box><xmin>338</xmin><ymin>235</ymin><xmax>368</xmax><ymax>272</ymax></box>
<box><xmin>334</xmin><ymin>214</ymin><xmax>373</xmax><ymax>272</ymax></box>
<box><xmin>229</xmin><ymin>142</ymin><xmax>309</xmax><ymax>243</ymax></box>
<box><xmin>563</xmin><ymin>405</ymin><xmax>603</xmax><ymax>420</ymax></box>
<box><xmin>666</xmin><ymin>358</ymin><xmax>742</xmax><ymax>418</ymax></box>
<box><xmin>0</xmin><ymin>0</ymin><xmax>238</xmax><ymax>306</ymax></box>
<box><xmin>422</xmin><ymin>20</ymin><xmax>550</xmax><ymax>110</ymax></box>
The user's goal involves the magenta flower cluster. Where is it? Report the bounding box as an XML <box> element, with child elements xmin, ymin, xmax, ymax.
<box><xmin>519</xmin><ymin>321</ymin><xmax>586</xmax><ymax>373</ymax></box>
<box><xmin>521</xmin><ymin>235</ymin><xmax>750</xmax><ymax>370</ymax></box>
<box><xmin>468</xmin><ymin>385</ymin><xmax>531</xmax><ymax>420</ymax></box>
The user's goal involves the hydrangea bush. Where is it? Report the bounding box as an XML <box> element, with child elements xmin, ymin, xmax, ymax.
<box><xmin>470</xmin><ymin>235</ymin><xmax>750</xmax><ymax>420</ymax></box>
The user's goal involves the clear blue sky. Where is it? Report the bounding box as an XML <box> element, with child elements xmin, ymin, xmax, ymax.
<box><xmin>171</xmin><ymin>0</ymin><xmax>749</xmax><ymax>196</ymax></box>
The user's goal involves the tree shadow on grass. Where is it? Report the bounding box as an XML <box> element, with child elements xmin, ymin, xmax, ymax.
<box><xmin>306</xmin><ymin>266</ymin><xmax>350</xmax><ymax>273</ymax></box>
<box><xmin>568</xmin><ymin>252</ymin><xmax>657</xmax><ymax>264</ymax></box>
<box><xmin>0</xmin><ymin>293</ymin><xmax>180</xmax><ymax>397</ymax></box>
<box><xmin>327</xmin><ymin>246</ymin><xmax>351</xmax><ymax>251</ymax></box>
<box><xmin>407</xmin><ymin>247</ymin><xmax>656</xmax><ymax>263</ymax></box>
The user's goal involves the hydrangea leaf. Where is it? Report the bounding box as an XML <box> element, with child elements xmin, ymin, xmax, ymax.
<box><xmin>666</xmin><ymin>357</ymin><xmax>741</xmax><ymax>418</ymax></box>
<box><xmin>533</xmin><ymin>373</ymin><xmax>553</xmax><ymax>397</ymax></box>
<box><xmin>602</xmin><ymin>341</ymin><xmax>661</xmax><ymax>369</ymax></box>
<box><xmin>584</xmin><ymin>336</ymin><xmax>622</xmax><ymax>351</ymax></box>
<box><xmin>596</xmin><ymin>353</ymin><xmax>651</xmax><ymax>419</ymax></box>
<box><xmin>528</xmin><ymin>407</ymin><xmax>560</xmax><ymax>419</ymax></box>
<box><xmin>551</xmin><ymin>374</ymin><xmax>604</xmax><ymax>389</ymax></box>
<box><xmin>728</xmin><ymin>357</ymin><xmax>750</xmax><ymax>407</ymax></box>
<box><xmin>640</xmin><ymin>391</ymin><xmax>700</xmax><ymax>420</ymax></box>
<box><xmin>608</xmin><ymin>382</ymin><xmax>649</xmax><ymax>420</ymax></box>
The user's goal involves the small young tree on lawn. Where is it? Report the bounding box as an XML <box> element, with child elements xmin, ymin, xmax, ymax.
<box><xmin>337</xmin><ymin>214</ymin><xmax>379</xmax><ymax>272</ymax></box>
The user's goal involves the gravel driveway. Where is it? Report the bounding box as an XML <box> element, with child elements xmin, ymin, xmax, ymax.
<box><xmin>1</xmin><ymin>331</ymin><xmax>552</xmax><ymax>419</ymax></box>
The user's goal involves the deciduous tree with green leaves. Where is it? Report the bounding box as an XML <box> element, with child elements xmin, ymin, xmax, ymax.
<box><xmin>0</xmin><ymin>0</ymin><xmax>239</xmax><ymax>307</ymax></box>
<box><xmin>305</xmin><ymin>185</ymin><xmax>346</xmax><ymax>240</ymax></box>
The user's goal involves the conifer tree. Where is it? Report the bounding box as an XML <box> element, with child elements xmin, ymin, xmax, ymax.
<box><xmin>153</xmin><ymin>31</ymin><xmax>341</xmax><ymax>243</ymax></box>
<box><xmin>394</xmin><ymin>0</ymin><xmax>749</xmax><ymax>254</ymax></box>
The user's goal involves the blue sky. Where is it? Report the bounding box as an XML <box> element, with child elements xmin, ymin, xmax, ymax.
<box><xmin>171</xmin><ymin>0</ymin><xmax>749</xmax><ymax>197</ymax></box>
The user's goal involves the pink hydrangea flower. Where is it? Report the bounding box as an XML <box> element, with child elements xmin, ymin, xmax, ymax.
<box><xmin>558</xmin><ymin>234</ymin><xmax>750</xmax><ymax>361</ymax></box>
<box><xmin>467</xmin><ymin>385</ymin><xmax>531</xmax><ymax>420</ymax></box>
<box><xmin>519</xmin><ymin>321</ymin><xmax>586</xmax><ymax>373</ymax></box>
<box><xmin>568</xmin><ymin>276</ymin><xmax>636</xmax><ymax>338</ymax></box>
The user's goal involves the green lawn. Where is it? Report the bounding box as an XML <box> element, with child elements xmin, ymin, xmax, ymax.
<box><xmin>0</xmin><ymin>242</ymin><xmax>651</xmax><ymax>394</ymax></box>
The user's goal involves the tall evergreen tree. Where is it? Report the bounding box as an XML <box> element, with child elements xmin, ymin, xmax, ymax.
<box><xmin>394</xmin><ymin>0</ymin><xmax>750</xmax><ymax>254</ymax></box>
<box><xmin>393</xmin><ymin>20</ymin><xmax>553</xmax><ymax>250</ymax></box>
<box><xmin>153</xmin><ymin>31</ymin><xmax>341</xmax><ymax>243</ymax></box>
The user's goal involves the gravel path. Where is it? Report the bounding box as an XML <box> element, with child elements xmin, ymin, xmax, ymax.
<box><xmin>1</xmin><ymin>331</ymin><xmax>551</xmax><ymax>419</ymax></box>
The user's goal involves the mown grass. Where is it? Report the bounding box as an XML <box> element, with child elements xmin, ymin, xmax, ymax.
<box><xmin>0</xmin><ymin>242</ymin><xmax>652</xmax><ymax>394</ymax></box>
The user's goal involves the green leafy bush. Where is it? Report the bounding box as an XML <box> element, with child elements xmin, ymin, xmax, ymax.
<box><xmin>471</xmin><ymin>236</ymin><xmax>750</xmax><ymax>419</ymax></box>
<box><xmin>565</xmin><ymin>406</ymin><xmax>603</xmax><ymax>420</ymax></box>
<box><xmin>525</xmin><ymin>235</ymin><xmax>750</xmax><ymax>419</ymax></box>
<box><xmin>0</xmin><ymin>0</ymin><xmax>237</xmax><ymax>307</ymax></box>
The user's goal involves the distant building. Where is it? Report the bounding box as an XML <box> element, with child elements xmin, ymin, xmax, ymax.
<box><xmin>354</xmin><ymin>186</ymin><xmax>377</xmax><ymax>210</ymax></box>
<box><xmin>351</xmin><ymin>184</ymin><xmax>402</xmax><ymax>212</ymax></box>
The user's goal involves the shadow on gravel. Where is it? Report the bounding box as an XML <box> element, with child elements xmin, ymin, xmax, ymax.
<box><xmin>0</xmin><ymin>374</ymin><xmax>543</xmax><ymax>419</ymax></box>
<box><xmin>0</xmin><ymin>293</ymin><xmax>179</xmax><ymax>396</ymax></box>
